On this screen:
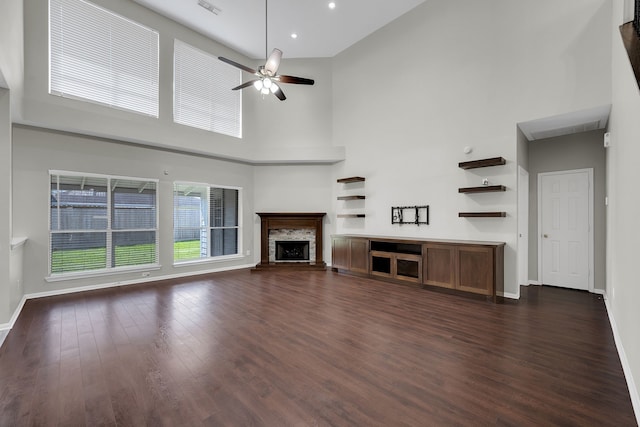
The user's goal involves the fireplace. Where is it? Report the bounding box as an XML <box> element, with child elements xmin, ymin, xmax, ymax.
<box><xmin>254</xmin><ymin>212</ymin><xmax>326</xmax><ymax>271</ymax></box>
<box><xmin>276</xmin><ymin>241</ymin><xmax>310</xmax><ymax>261</ymax></box>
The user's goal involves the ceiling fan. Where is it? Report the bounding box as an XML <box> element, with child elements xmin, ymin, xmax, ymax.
<box><xmin>218</xmin><ymin>0</ymin><xmax>315</xmax><ymax>101</ymax></box>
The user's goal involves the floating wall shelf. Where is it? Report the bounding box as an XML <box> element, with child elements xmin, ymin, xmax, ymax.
<box><xmin>458</xmin><ymin>185</ymin><xmax>506</xmax><ymax>194</ymax></box>
<box><xmin>337</xmin><ymin>195</ymin><xmax>366</xmax><ymax>200</ymax></box>
<box><xmin>459</xmin><ymin>212</ymin><xmax>506</xmax><ymax>218</ymax></box>
<box><xmin>337</xmin><ymin>177</ymin><xmax>365</xmax><ymax>183</ymax></box>
<box><xmin>337</xmin><ymin>176</ymin><xmax>366</xmax><ymax>218</ymax></box>
<box><xmin>458</xmin><ymin>157</ymin><xmax>506</xmax><ymax>170</ymax></box>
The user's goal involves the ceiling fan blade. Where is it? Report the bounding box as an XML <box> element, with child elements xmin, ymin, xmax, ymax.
<box><xmin>218</xmin><ymin>56</ymin><xmax>257</xmax><ymax>74</ymax></box>
<box><xmin>232</xmin><ymin>80</ymin><xmax>260</xmax><ymax>90</ymax></box>
<box><xmin>264</xmin><ymin>48</ymin><xmax>282</xmax><ymax>76</ymax></box>
<box><xmin>277</xmin><ymin>75</ymin><xmax>315</xmax><ymax>85</ymax></box>
<box><xmin>272</xmin><ymin>86</ymin><xmax>286</xmax><ymax>101</ymax></box>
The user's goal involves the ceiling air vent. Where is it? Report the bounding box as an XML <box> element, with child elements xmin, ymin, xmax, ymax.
<box><xmin>198</xmin><ymin>0</ymin><xmax>221</xmax><ymax>15</ymax></box>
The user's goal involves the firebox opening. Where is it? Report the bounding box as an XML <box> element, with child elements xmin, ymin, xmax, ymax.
<box><xmin>276</xmin><ymin>241</ymin><xmax>310</xmax><ymax>261</ymax></box>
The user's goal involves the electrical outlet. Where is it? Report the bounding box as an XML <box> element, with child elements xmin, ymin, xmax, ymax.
<box><xmin>246</xmin><ymin>250</ymin><xmax>251</xmax><ymax>256</ymax></box>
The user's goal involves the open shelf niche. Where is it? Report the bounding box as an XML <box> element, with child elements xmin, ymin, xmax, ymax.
<box><xmin>458</xmin><ymin>157</ymin><xmax>506</xmax><ymax>218</ymax></box>
<box><xmin>337</xmin><ymin>176</ymin><xmax>366</xmax><ymax>218</ymax></box>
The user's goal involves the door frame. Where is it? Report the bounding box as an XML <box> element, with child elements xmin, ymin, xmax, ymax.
<box><xmin>537</xmin><ymin>168</ymin><xmax>594</xmax><ymax>292</ymax></box>
<box><xmin>517</xmin><ymin>166</ymin><xmax>529</xmax><ymax>288</ymax></box>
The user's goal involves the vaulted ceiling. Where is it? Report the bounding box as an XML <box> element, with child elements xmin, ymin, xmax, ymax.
<box><xmin>132</xmin><ymin>0</ymin><xmax>427</xmax><ymax>59</ymax></box>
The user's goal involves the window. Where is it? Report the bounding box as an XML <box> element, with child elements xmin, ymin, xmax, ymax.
<box><xmin>173</xmin><ymin>183</ymin><xmax>241</xmax><ymax>262</ymax></box>
<box><xmin>49</xmin><ymin>172</ymin><xmax>158</xmax><ymax>276</ymax></box>
<box><xmin>174</xmin><ymin>40</ymin><xmax>242</xmax><ymax>138</ymax></box>
<box><xmin>49</xmin><ymin>0</ymin><xmax>159</xmax><ymax>116</ymax></box>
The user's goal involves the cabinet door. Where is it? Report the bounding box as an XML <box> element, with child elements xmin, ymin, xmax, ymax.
<box><xmin>349</xmin><ymin>238</ymin><xmax>369</xmax><ymax>274</ymax></box>
<box><xmin>332</xmin><ymin>237</ymin><xmax>349</xmax><ymax>270</ymax></box>
<box><xmin>370</xmin><ymin>251</ymin><xmax>393</xmax><ymax>278</ymax></box>
<box><xmin>423</xmin><ymin>244</ymin><xmax>456</xmax><ymax>289</ymax></box>
<box><xmin>395</xmin><ymin>253</ymin><xmax>422</xmax><ymax>283</ymax></box>
<box><xmin>457</xmin><ymin>246</ymin><xmax>494</xmax><ymax>295</ymax></box>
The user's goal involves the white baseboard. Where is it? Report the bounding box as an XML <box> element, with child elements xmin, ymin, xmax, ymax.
<box><xmin>499</xmin><ymin>291</ymin><xmax>520</xmax><ymax>300</ymax></box>
<box><xmin>0</xmin><ymin>263</ymin><xmax>255</xmax><ymax>333</ymax></box>
<box><xmin>603</xmin><ymin>293</ymin><xmax>640</xmax><ymax>425</ymax></box>
<box><xmin>0</xmin><ymin>295</ymin><xmax>28</xmax><ymax>332</ymax></box>
<box><xmin>528</xmin><ymin>280</ymin><xmax>542</xmax><ymax>286</ymax></box>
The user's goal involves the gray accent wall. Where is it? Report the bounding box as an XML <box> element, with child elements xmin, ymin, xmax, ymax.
<box><xmin>527</xmin><ymin>129</ymin><xmax>606</xmax><ymax>290</ymax></box>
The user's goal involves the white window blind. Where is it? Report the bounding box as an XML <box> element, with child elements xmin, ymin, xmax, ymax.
<box><xmin>173</xmin><ymin>183</ymin><xmax>241</xmax><ymax>262</ymax></box>
<box><xmin>174</xmin><ymin>40</ymin><xmax>242</xmax><ymax>138</ymax></box>
<box><xmin>50</xmin><ymin>172</ymin><xmax>158</xmax><ymax>276</ymax></box>
<box><xmin>49</xmin><ymin>0</ymin><xmax>159</xmax><ymax>116</ymax></box>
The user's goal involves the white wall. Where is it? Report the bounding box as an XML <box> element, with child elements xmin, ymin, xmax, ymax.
<box><xmin>526</xmin><ymin>130</ymin><xmax>607</xmax><ymax>290</ymax></box>
<box><xmin>0</xmin><ymin>0</ymin><xmax>24</xmax><ymax>110</ymax></box>
<box><xmin>12</xmin><ymin>125</ymin><xmax>255</xmax><ymax>296</ymax></box>
<box><xmin>332</xmin><ymin>0</ymin><xmax>612</xmax><ymax>297</ymax></box>
<box><xmin>0</xmin><ymin>0</ymin><xmax>24</xmax><ymax>327</ymax></box>
<box><xmin>20</xmin><ymin>0</ymin><xmax>340</xmax><ymax>164</ymax></box>
<box><xmin>607</xmin><ymin>0</ymin><xmax>640</xmax><ymax>417</ymax></box>
<box><xmin>253</xmin><ymin>165</ymin><xmax>334</xmax><ymax>263</ymax></box>
<box><xmin>0</xmin><ymin>89</ymin><xmax>12</xmax><ymax>325</ymax></box>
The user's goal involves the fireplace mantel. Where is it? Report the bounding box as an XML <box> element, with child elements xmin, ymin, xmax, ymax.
<box><xmin>254</xmin><ymin>212</ymin><xmax>326</xmax><ymax>271</ymax></box>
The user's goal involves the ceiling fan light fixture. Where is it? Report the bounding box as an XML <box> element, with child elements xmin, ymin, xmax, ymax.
<box><xmin>217</xmin><ymin>0</ymin><xmax>314</xmax><ymax>101</ymax></box>
<box><xmin>264</xmin><ymin>49</ymin><xmax>282</xmax><ymax>76</ymax></box>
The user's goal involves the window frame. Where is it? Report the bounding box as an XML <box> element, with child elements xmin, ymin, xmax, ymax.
<box><xmin>48</xmin><ymin>170</ymin><xmax>160</xmax><ymax>280</ymax></box>
<box><xmin>173</xmin><ymin>39</ymin><xmax>243</xmax><ymax>138</ymax></box>
<box><xmin>49</xmin><ymin>0</ymin><xmax>160</xmax><ymax>117</ymax></box>
<box><xmin>173</xmin><ymin>181</ymin><xmax>243</xmax><ymax>265</ymax></box>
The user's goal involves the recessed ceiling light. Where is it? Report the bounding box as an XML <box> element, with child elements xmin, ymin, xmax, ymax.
<box><xmin>291</xmin><ymin>33</ymin><xmax>298</xmax><ymax>39</ymax></box>
<box><xmin>328</xmin><ymin>2</ymin><xmax>336</xmax><ymax>10</ymax></box>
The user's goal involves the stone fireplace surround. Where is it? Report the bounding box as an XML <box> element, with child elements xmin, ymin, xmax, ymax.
<box><xmin>254</xmin><ymin>212</ymin><xmax>326</xmax><ymax>271</ymax></box>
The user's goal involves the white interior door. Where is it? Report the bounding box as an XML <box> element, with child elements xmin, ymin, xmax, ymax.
<box><xmin>539</xmin><ymin>170</ymin><xmax>592</xmax><ymax>291</ymax></box>
<box><xmin>518</xmin><ymin>166</ymin><xmax>529</xmax><ymax>286</ymax></box>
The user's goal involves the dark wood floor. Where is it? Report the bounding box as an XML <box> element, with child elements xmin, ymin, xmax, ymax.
<box><xmin>0</xmin><ymin>269</ymin><xmax>636</xmax><ymax>426</ymax></box>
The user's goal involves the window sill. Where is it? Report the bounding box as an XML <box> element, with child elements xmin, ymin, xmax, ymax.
<box><xmin>173</xmin><ymin>254</ymin><xmax>245</xmax><ymax>267</ymax></box>
<box><xmin>45</xmin><ymin>264</ymin><xmax>161</xmax><ymax>282</ymax></box>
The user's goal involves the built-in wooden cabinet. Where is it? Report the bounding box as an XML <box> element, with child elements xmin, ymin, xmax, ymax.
<box><xmin>370</xmin><ymin>240</ymin><xmax>422</xmax><ymax>284</ymax></box>
<box><xmin>332</xmin><ymin>235</ymin><xmax>504</xmax><ymax>301</ymax></box>
<box><xmin>422</xmin><ymin>243</ymin><xmax>457</xmax><ymax>289</ymax></box>
<box><xmin>457</xmin><ymin>245</ymin><xmax>496</xmax><ymax>295</ymax></box>
<box><xmin>423</xmin><ymin>243</ymin><xmax>500</xmax><ymax>297</ymax></box>
<box><xmin>331</xmin><ymin>236</ymin><xmax>369</xmax><ymax>274</ymax></box>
